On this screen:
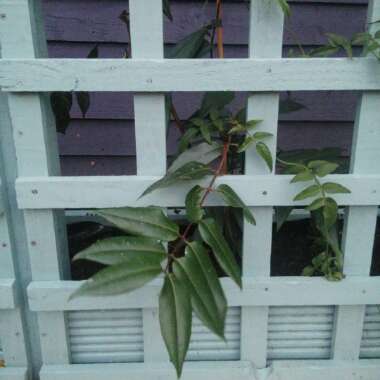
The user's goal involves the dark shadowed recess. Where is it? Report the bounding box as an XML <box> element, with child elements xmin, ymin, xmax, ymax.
<box><xmin>41</xmin><ymin>0</ymin><xmax>368</xmax><ymax>176</ymax></box>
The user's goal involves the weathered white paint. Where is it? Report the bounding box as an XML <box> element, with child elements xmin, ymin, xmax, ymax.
<box><xmin>129</xmin><ymin>0</ymin><xmax>168</xmax><ymax>364</ymax></box>
<box><xmin>241</xmin><ymin>0</ymin><xmax>284</xmax><ymax>369</ymax></box>
<box><xmin>0</xmin><ymin>368</ymin><xmax>28</xmax><ymax>380</ymax></box>
<box><xmin>0</xmin><ymin>279</ymin><xmax>17</xmax><ymax>309</ymax></box>
<box><xmin>0</xmin><ymin>0</ymin><xmax>70</xmax><ymax>368</ymax></box>
<box><xmin>15</xmin><ymin>174</ymin><xmax>380</xmax><ymax>209</ymax></box>
<box><xmin>332</xmin><ymin>0</ymin><xmax>380</xmax><ymax>361</ymax></box>
<box><xmin>38</xmin><ymin>360</ymin><xmax>380</xmax><ymax>380</ymax></box>
<box><xmin>27</xmin><ymin>276</ymin><xmax>380</xmax><ymax>311</ymax></box>
<box><xmin>1</xmin><ymin>58</ymin><xmax>380</xmax><ymax>92</ymax></box>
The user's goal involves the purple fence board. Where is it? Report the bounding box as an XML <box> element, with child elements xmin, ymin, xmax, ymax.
<box><xmin>41</xmin><ymin>0</ymin><xmax>366</xmax><ymax>175</ymax></box>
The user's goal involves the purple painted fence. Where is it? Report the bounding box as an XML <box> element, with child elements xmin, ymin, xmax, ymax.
<box><xmin>41</xmin><ymin>0</ymin><xmax>368</xmax><ymax>175</ymax></box>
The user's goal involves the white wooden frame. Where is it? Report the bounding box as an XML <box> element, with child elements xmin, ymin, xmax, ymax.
<box><xmin>0</xmin><ymin>0</ymin><xmax>380</xmax><ymax>379</ymax></box>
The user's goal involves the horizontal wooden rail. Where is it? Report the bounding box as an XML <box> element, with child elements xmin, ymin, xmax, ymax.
<box><xmin>16</xmin><ymin>174</ymin><xmax>380</xmax><ymax>209</ymax></box>
<box><xmin>0</xmin><ymin>368</ymin><xmax>28</xmax><ymax>380</ymax></box>
<box><xmin>0</xmin><ymin>279</ymin><xmax>18</xmax><ymax>309</ymax></box>
<box><xmin>39</xmin><ymin>360</ymin><xmax>380</xmax><ymax>380</ymax></box>
<box><xmin>1</xmin><ymin>58</ymin><xmax>380</xmax><ymax>92</ymax></box>
<box><xmin>28</xmin><ymin>276</ymin><xmax>380</xmax><ymax>311</ymax></box>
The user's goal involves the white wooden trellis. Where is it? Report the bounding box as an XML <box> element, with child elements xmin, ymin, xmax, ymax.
<box><xmin>0</xmin><ymin>96</ymin><xmax>29</xmax><ymax>378</ymax></box>
<box><xmin>0</xmin><ymin>0</ymin><xmax>380</xmax><ymax>379</ymax></box>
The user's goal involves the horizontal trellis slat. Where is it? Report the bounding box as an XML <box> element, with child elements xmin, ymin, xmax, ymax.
<box><xmin>38</xmin><ymin>360</ymin><xmax>380</xmax><ymax>380</ymax></box>
<box><xmin>27</xmin><ymin>276</ymin><xmax>380</xmax><ymax>311</ymax></box>
<box><xmin>15</xmin><ymin>174</ymin><xmax>380</xmax><ymax>209</ymax></box>
<box><xmin>1</xmin><ymin>58</ymin><xmax>380</xmax><ymax>92</ymax></box>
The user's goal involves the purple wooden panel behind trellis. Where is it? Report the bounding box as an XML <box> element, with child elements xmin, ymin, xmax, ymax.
<box><xmin>41</xmin><ymin>0</ymin><xmax>367</xmax><ymax>175</ymax></box>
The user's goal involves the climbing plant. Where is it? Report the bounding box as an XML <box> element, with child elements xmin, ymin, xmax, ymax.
<box><xmin>64</xmin><ymin>0</ymin><xmax>363</xmax><ymax>376</ymax></box>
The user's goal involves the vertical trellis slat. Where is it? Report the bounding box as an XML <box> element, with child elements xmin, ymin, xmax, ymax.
<box><xmin>0</xmin><ymin>0</ymin><xmax>71</xmax><ymax>366</ymax></box>
<box><xmin>129</xmin><ymin>0</ymin><xmax>169</xmax><ymax>363</ymax></box>
<box><xmin>240</xmin><ymin>0</ymin><xmax>284</xmax><ymax>368</ymax></box>
<box><xmin>332</xmin><ymin>0</ymin><xmax>380</xmax><ymax>360</ymax></box>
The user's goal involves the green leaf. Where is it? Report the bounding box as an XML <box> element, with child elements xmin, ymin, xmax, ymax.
<box><xmin>185</xmin><ymin>185</ymin><xmax>205</xmax><ymax>223</ymax></box>
<box><xmin>256</xmin><ymin>142</ymin><xmax>273</xmax><ymax>171</ymax></box>
<box><xmin>228</xmin><ymin>124</ymin><xmax>247</xmax><ymax>135</ymax></box>
<box><xmin>327</xmin><ymin>33</ymin><xmax>353</xmax><ymax>58</ymax></box>
<box><xmin>96</xmin><ymin>207</ymin><xmax>179</xmax><ymax>241</ymax></box>
<box><xmin>291</xmin><ymin>169</ymin><xmax>314</xmax><ymax>183</ymax></box>
<box><xmin>293</xmin><ymin>184</ymin><xmax>320</xmax><ymax>201</ymax></box>
<box><xmin>276</xmin><ymin>0</ymin><xmax>290</xmax><ymax>17</ymax></box>
<box><xmin>322</xmin><ymin>182</ymin><xmax>351</xmax><ymax>194</ymax></box>
<box><xmin>159</xmin><ymin>274</ymin><xmax>192</xmax><ymax>378</ymax></box>
<box><xmin>253</xmin><ymin>132</ymin><xmax>273</xmax><ymax>140</ymax></box>
<box><xmin>75</xmin><ymin>92</ymin><xmax>90</xmax><ymax>118</ymax></box>
<box><xmin>216</xmin><ymin>184</ymin><xmax>256</xmax><ymax>225</ymax></box>
<box><xmin>73</xmin><ymin>236</ymin><xmax>167</xmax><ymax>265</ymax></box>
<box><xmin>245</xmin><ymin>119</ymin><xmax>262</xmax><ymax>130</ymax></box>
<box><xmin>191</xmin><ymin>118</ymin><xmax>212</xmax><ymax>144</ymax></box>
<box><xmin>237</xmin><ymin>136</ymin><xmax>255</xmax><ymax>153</ymax></box>
<box><xmin>279</xmin><ymin>98</ymin><xmax>306</xmax><ymax>114</ymax></box>
<box><xmin>309</xmin><ymin>45</ymin><xmax>340</xmax><ymax>57</ymax></box>
<box><xmin>200</xmin><ymin>92</ymin><xmax>235</xmax><ymax>114</ymax></box>
<box><xmin>87</xmin><ymin>44</ymin><xmax>99</xmax><ymax>58</ymax></box>
<box><xmin>275</xmin><ymin>206</ymin><xmax>293</xmax><ymax>231</ymax></box>
<box><xmin>307</xmin><ymin>197</ymin><xmax>325</xmax><ymax>211</ymax></box>
<box><xmin>199</xmin><ymin>218</ymin><xmax>242</xmax><ymax>288</ymax></box>
<box><xmin>178</xmin><ymin>127</ymin><xmax>198</xmax><ymax>152</ymax></box>
<box><xmin>323</xmin><ymin>197</ymin><xmax>338</xmax><ymax>228</ymax></box>
<box><xmin>169</xmin><ymin>142</ymin><xmax>222</xmax><ymax>173</ymax></box>
<box><xmin>50</xmin><ymin>92</ymin><xmax>73</xmax><ymax>134</ymax></box>
<box><xmin>166</xmin><ymin>25</ymin><xmax>210</xmax><ymax>59</ymax></box>
<box><xmin>173</xmin><ymin>242</ymin><xmax>227</xmax><ymax>339</ymax></box>
<box><xmin>141</xmin><ymin>161</ymin><xmax>213</xmax><ymax>197</ymax></box>
<box><xmin>70</xmin><ymin>256</ymin><xmax>163</xmax><ymax>298</ymax></box>
<box><xmin>302</xmin><ymin>265</ymin><xmax>315</xmax><ymax>276</ymax></box>
<box><xmin>163</xmin><ymin>0</ymin><xmax>173</xmax><ymax>21</ymax></box>
<box><xmin>308</xmin><ymin>161</ymin><xmax>339</xmax><ymax>177</ymax></box>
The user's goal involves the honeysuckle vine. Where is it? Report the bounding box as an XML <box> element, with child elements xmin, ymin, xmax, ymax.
<box><xmin>59</xmin><ymin>0</ymin><xmax>371</xmax><ymax>376</ymax></box>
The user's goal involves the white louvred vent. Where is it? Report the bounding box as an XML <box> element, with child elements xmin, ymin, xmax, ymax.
<box><xmin>360</xmin><ymin>305</ymin><xmax>380</xmax><ymax>359</ymax></box>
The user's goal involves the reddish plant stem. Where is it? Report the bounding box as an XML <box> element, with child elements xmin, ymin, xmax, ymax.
<box><xmin>216</xmin><ymin>0</ymin><xmax>224</xmax><ymax>59</ymax></box>
<box><xmin>167</xmin><ymin>139</ymin><xmax>231</xmax><ymax>266</ymax></box>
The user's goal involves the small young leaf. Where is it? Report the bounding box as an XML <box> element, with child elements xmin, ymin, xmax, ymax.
<box><xmin>216</xmin><ymin>184</ymin><xmax>256</xmax><ymax>225</ymax></box>
<box><xmin>237</xmin><ymin>136</ymin><xmax>255</xmax><ymax>153</ymax></box>
<box><xmin>228</xmin><ymin>124</ymin><xmax>247</xmax><ymax>135</ymax></box>
<box><xmin>293</xmin><ymin>184</ymin><xmax>320</xmax><ymax>201</ymax></box>
<box><xmin>322</xmin><ymin>182</ymin><xmax>351</xmax><ymax>194</ymax></box>
<box><xmin>191</xmin><ymin>118</ymin><xmax>212</xmax><ymax>144</ymax></box>
<box><xmin>309</xmin><ymin>45</ymin><xmax>340</xmax><ymax>57</ymax></box>
<box><xmin>245</xmin><ymin>119</ymin><xmax>262</xmax><ymax>130</ymax></box>
<box><xmin>256</xmin><ymin>142</ymin><xmax>273</xmax><ymax>171</ymax></box>
<box><xmin>275</xmin><ymin>206</ymin><xmax>293</xmax><ymax>231</ymax></box>
<box><xmin>291</xmin><ymin>169</ymin><xmax>314</xmax><ymax>183</ymax></box>
<box><xmin>253</xmin><ymin>132</ymin><xmax>273</xmax><ymax>140</ymax></box>
<box><xmin>327</xmin><ymin>33</ymin><xmax>353</xmax><ymax>58</ymax></box>
<box><xmin>73</xmin><ymin>236</ymin><xmax>167</xmax><ymax>265</ymax></box>
<box><xmin>159</xmin><ymin>274</ymin><xmax>192</xmax><ymax>378</ymax></box>
<box><xmin>185</xmin><ymin>185</ymin><xmax>205</xmax><ymax>223</ymax></box>
<box><xmin>308</xmin><ymin>160</ymin><xmax>339</xmax><ymax>177</ymax></box>
<box><xmin>307</xmin><ymin>197</ymin><xmax>325</xmax><ymax>211</ymax></box>
<box><xmin>70</xmin><ymin>256</ymin><xmax>163</xmax><ymax>298</ymax></box>
<box><xmin>199</xmin><ymin>218</ymin><xmax>242</xmax><ymax>288</ymax></box>
<box><xmin>173</xmin><ymin>241</ymin><xmax>227</xmax><ymax>339</ymax></box>
<box><xmin>178</xmin><ymin>127</ymin><xmax>198</xmax><ymax>152</ymax></box>
<box><xmin>302</xmin><ymin>265</ymin><xmax>315</xmax><ymax>277</ymax></box>
<box><xmin>168</xmin><ymin>143</ymin><xmax>222</xmax><ymax>173</ymax></box>
<box><xmin>279</xmin><ymin>98</ymin><xmax>306</xmax><ymax>114</ymax></box>
<box><xmin>323</xmin><ymin>197</ymin><xmax>338</xmax><ymax>228</ymax></box>
<box><xmin>96</xmin><ymin>207</ymin><xmax>179</xmax><ymax>241</ymax></box>
<box><xmin>141</xmin><ymin>161</ymin><xmax>213</xmax><ymax>197</ymax></box>
<box><xmin>75</xmin><ymin>92</ymin><xmax>90</xmax><ymax>118</ymax></box>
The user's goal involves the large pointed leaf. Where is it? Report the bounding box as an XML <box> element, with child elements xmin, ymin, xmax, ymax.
<box><xmin>96</xmin><ymin>207</ymin><xmax>179</xmax><ymax>241</ymax></box>
<box><xmin>256</xmin><ymin>142</ymin><xmax>273</xmax><ymax>171</ymax></box>
<box><xmin>275</xmin><ymin>206</ymin><xmax>293</xmax><ymax>231</ymax></box>
<box><xmin>199</xmin><ymin>218</ymin><xmax>242</xmax><ymax>288</ymax></box>
<box><xmin>200</xmin><ymin>92</ymin><xmax>235</xmax><ymax>114</ymax></box>
<box><xmin>50</xmin><ymin>92</ymin><xmax>72</xmax><ymax>134</ymax></box>
<box><xmin>293</xmin><ymin>184</ymin><xmax>320</xmax><ymax>201</ymax></box>
<box><xmin>166</xmin><ymin>25</ymin><xmax>210</xmax><ymax>59</ymax></box>
<box><xmin>323</xmin><ymin>197</ymin><xmax>338</xmax><ymax>228</ymax></box>
<box><xmin>141</xmin><ymin>162</ymin><xmax>213</xmax><ymax>197</ymax></box>
<box><xmin>73</xmin><ymin>236</ymin><xmax>167</xmax><ymax>265</ymax></box>
<box><xmin>173</xmin><ymin>241</ymin><xmax>227</xmax><ymax>338</ymax></box>
<box><xmin>70</xmin><ymin>256</ymin><xmax>163</xmax><ymax>298</ymax></box>
<box><xmin>159</xmin><ymin>274</ymin><xmax>192</xmax><ymax>378</ymax></box>
<box><xmin>216</xmin><ymin>184</ymin><xmax>256</xmax><ymax>225</ymax></box>
<box><xmin>322</xmin><ymin>182</ymin><xmax>351</xmax><ymax>194</ymax></box>
<box><xmin>169</xmin><ymin>142</ymin><xmax>221</xmax><ymax>173</ymax></box>
<box><xmin>185</xmin><ymin>185</ymin><xmax>205</xmax><ymax>223</ymax></box>
<box><xmin>75</xmin><ymin>92</ymin><xmax>90</xmax><ymax>118</ymax></box>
